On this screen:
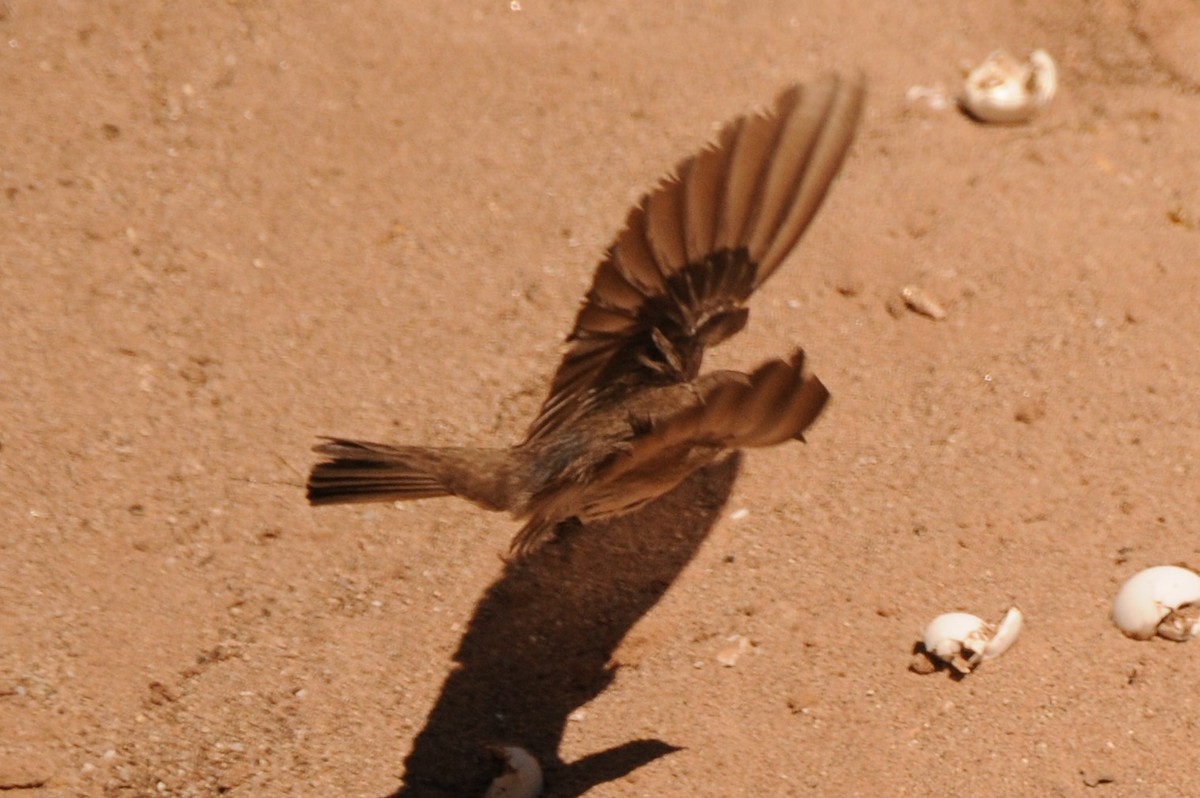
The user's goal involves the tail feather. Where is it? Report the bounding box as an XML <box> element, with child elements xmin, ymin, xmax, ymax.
<box><xmin>306</xmin><ymin>438</ymin><xmax>512</xmax><ymax>510</ymax></box>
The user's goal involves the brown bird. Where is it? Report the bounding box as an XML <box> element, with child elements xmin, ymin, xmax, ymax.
<box><xmin>308</xmin><ymin>74</ymin><xmax>865</xmax><ymax>557</ymax></box>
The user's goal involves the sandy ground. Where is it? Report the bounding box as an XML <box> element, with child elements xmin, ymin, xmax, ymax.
<box><xmin>3</xmin><ymin>1</ymin><xmax>1200</xmax><ymax>796</ymax></box>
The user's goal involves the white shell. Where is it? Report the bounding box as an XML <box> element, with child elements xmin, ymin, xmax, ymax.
<box><xmin>1112</xmin><ymin>565</ymin><xmax>1200</xmax><ymax>641</ymax></box>
<box><xmin>921</xmin><ymin>607</ymin><xmax>1022</xmax><ymax>674</ymax></box>
<box><xmin>484</xmin><ymin>746</ymin><xmax>543</xmax><ymax>798</ymax></box>
<box><xmin>960</xmin><ymin>49</ymin><xmax>1057</xmax><ymax>124</ymax></box>
<box><xmin>982</xmin><ymin>606</ymin><xmax>1024</xmax><ymax>660</ymax></box>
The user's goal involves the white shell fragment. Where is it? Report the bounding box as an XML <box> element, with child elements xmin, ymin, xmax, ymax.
<box><xmin>960</xmin><ymin>49</ymin><xmax>1057</xmax><ymax>124</ymax></box>
<box><xmin>484</xmin><ymin>746</ymin><xmax>543</xmax><ymax>798</ymax></box>
<box><xmin>716</xmin><ymin>634</ymin><xmax>751</xmax><ymax>667</ymax></box>
<box><xmin>1112</xmin><ymin>565</ymin><xmax>1200</xmax><ymax>641</ymax></box>
<box><xmin>900</xmin><ymin>284</ymin><xmax>947</xmax><ymax>320</ymax></box>
<box><xmin>905</xmin><ymin>83</ymin><xmax>951</xmax><ymax>112</ymax></box>
<box><xmin>920</xmin><ymin>607</ymin><xmax>1023</xmax><ymax>674</ymax></box>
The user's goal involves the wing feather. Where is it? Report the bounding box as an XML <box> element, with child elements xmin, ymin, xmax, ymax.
<box><xmin>643</xmin><ymin>175</ymin><xmax>689</xmax><ymax>278</ymax></box>
<box><xmin>689</xmin><ymin>350</ymin><xmax>829</xmax><ymax>449</ymax></box>
<box><xmin>594</xmin><ymin>349</ymin><xmax>829</xmax><ymax>487</ymax></box>
<box><xmin>756</xmin><ymin>78</ymin><xmax>865</xmax><ymax>279</ymax></box>
<box><xmin>681</xmin><ymin>143</ymin><xmax>726</xmax><ymax>263</ymax></box>
<box><xmin>526</xmin><ymin>74</ymin><xmax>863</xmax><ymax>442</ymax></box>
<box><xmin>611</xmin><ymin>213</ymin><xmax>665</xmax><ymax>295</ymax></box>
<box><xmin>587</xmin><ymin>259</ymin><xmax>646</xmax><ymax>312</ymax></box>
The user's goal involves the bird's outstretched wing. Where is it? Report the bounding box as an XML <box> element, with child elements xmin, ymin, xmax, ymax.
<box><xmin>617</xmin><ymin>349</ymin><xmax>830</xmax><ymax>462</ymax></box>
<box><xmin>525</xmin><ymin>73</ymin><xmax>864</xmax><ymax>443</ymax></box>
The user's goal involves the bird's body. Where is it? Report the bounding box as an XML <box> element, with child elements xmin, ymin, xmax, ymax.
<box><xmin>308</xmin><ymin>75</ymin><xmax>865</xmax><ymax>556</ymax></box>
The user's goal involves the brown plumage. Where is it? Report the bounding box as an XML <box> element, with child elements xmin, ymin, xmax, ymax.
<box><xmin>308</xmin><ymin>74</ymin><xmax>865</xmax><ymax>557</ymax></box>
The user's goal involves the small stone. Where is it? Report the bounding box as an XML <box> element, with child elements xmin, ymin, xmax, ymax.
<box><xmin>0</xmin><ymin>753</ymin><xmax>52</xmax><ymax>790</ymax></box>
<box><xmin>834</xmin><ymin>276</ymin><xmax>863</xmax><ymax>297</ymax></box>
<box><xmin>1081</xmin><ymin>769</ymin><xmax>1116</xmax><ymax>788</ymax></box>
<box><xmin>899</xmin><ymin>285</ymin><xmax>947</xmax><ymax>320</ymax></box>
<box><xmin>908</xmin><ymin>652</ymin><xmax>938</xmax><ymax>675</ymax></box>
<box><xmin>1013</xmin><ymin>397</ymin><xmax>1046</xmax><ymax>424</ymax></box>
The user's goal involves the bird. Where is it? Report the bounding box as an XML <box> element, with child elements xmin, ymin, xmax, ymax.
<box><xmin>307</xmin><ymin>74</ymin><xmax>865</xmax><ymax>557</ymax></box>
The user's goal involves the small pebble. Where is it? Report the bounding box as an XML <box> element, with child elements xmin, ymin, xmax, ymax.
<box><xmin>900</xmin><ymin>285</ymin><xmax>947</xmax><ymax>320</ymax></box>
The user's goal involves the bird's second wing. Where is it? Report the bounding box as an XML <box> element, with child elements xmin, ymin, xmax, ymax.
<box><xmin>526</xmin><ymin>73</ymin><xmax>864</xmax><ymax>443</ymax></box>
<box><xmin>601</xmin><ymin>349</ymin><xmax>830</xmax><ymax>483</ymax></box>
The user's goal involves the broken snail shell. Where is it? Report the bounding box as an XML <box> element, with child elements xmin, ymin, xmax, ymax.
<box><xmin>960</xmin><ymin>49</ymin><xmax>1057</xmax><ymax>124</ymax></box>
<box><xmin>1112</xmin><ymin>565</ymin><xmax>1200</xmax><ymax>641</ymax></box>
<box><xmin>920</xmin><ymin>607</ymin><xmax>1023</xmax><ymax>674</ymax></box>
<box><xmin>484</xmin><ymin>746</ymin><xmax>543</xmax><ymax>798</ymax></box>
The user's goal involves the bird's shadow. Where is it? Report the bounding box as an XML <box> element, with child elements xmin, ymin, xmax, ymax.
<box><xmin>387</xmin><ymin>453</ymin><xmax>742</xmax><ymax>797</ymax></box>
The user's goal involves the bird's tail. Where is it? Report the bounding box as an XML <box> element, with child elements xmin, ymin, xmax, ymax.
<box><xmin>306</xmin><ymin>438</ymin><xmax>513</xmax><ymax>511</ymax></box>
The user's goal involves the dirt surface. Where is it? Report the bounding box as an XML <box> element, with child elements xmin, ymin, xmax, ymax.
<box><xmin>3</xmin><ymin>2</ymin><xmax>1200</xmax><ymax>796</ymax></box>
